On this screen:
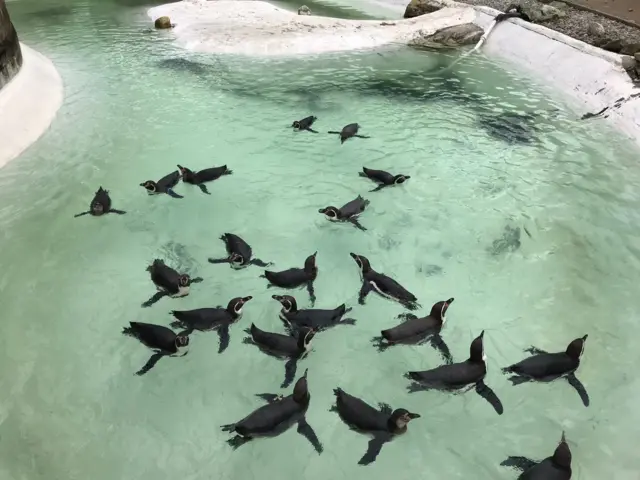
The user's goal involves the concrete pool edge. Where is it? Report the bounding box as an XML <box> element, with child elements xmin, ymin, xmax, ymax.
<box><xmin>0</xmin><ymin>43</ymin><xmax>64</xmax><ymax>169</ymax></box>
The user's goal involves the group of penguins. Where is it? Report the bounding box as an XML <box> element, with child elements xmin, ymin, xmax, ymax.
<box><xmin>73</xmin><ymin>115</ymin><xmax>587</xmax><ymax>477</ymax></box>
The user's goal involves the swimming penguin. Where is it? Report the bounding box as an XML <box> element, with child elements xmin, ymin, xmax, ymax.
<box><xmin>177</xmin><ymin>164</ymin><xmax>233</xmax><ymax>195</ymax></box>
<box><xmin>73</xmin><ymin>187</ymin><xmax>126</xmax><ymax>217</ymax></box>
<box><xmin>140</xmin><ymin>170</ymin><xmax>183</xmax><ymax>198</ymax></box>
<box><xmin>272</xmin><ymin>294</ymin><xmax>356</xmax><ymax>333</ymax></box>
<box><xmin>350</xmin><ymin>253</ymin><xmax>419</xmax><ymax>310</ymax></box>
<box><xmin>261</xmin><ymin>252</ymin><xmax>318</xmax><ymax>305</ymax></box>
<box><xmin>501</xmin><ymin>431</ymin><xmax>572</xmax><ymax>479</ymax></box>
<box><xmin>359</xmin><ymin>167</ymin><xmax>410</xmax><ymax>192</ymax></box>
<box><xmin>243</xmin><ymin>323</ymin><xmax>316</xmax><ymax>388</ymax></box>
<box><xmin>208</xmin><ymin>233</ymin><xmax>272</xmax><ymax>268</ymax></box>
<box><xmin>331</xmin><ymin>388</ymin><xmax>421</xmax><ymax>465</ymax></box>
<box><xmin>372</xmin><ymin>298</ymin><xmax>454</xmax><ymax>363</ymax></box>
<box><xmin>141</xmin><ymin>259</ymin><xmax>203</xmax><ymax>307</ymax></box>
<box><xmin>318</xmin><ymin>195</ymin><xmax>370</xmax><ymax>231</ymax></box>
<box><xmin>169</xmin><ymin>296</ymin><xmax>253</xmax><ymax>353</ymax></box>
<box><xmin>404</xmin><ymin>331</ymin><xmax>504</xmax><ymax>415</ymax></box>
<box><xmin>501</xmin><ymin>335</ymin><xmax>589</xmax><ymax>407</ymax></box>
<box><xmin>328</xmin><ymin>123</ymin><xmax>370</xmax><ymax>144</ymax></box>
<box><xmin>220</xmin><ymin>369</ymin><xmax>323</xmax><ymax>454</ymax></box>
<box><xmin>122</xmin><ymin>321</ymin><xmax>189</xmax><ymax>375</ymax></box>
<box><xmin>292</xmin><ymin>116</ymin><xmax>318</xmax><ymax>133</ymax></box>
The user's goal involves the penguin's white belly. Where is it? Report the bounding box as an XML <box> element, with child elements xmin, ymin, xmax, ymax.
<box><xmin>170</xmin><ymin>286</ymin><xmax>190</xmax><ymax>298</ymax></box>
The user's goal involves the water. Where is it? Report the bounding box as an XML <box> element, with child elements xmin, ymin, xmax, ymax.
<box><xmin>1</xmin><ymin>0</ymin><xmax>640</xmax><ymax>479</ymax></box>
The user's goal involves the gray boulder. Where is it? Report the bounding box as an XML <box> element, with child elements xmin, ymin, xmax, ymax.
<box><xmin>587</xmin><ymin>21</ymin><xmax>605</xmax><ymax>38</ymax></box>
<box><xmin>297</xmin><ymin>5</ymin><xmax>311</xmax><ymax>15</ymax></box>
<box><xmin>404</xmin><ymin>0</ymin><xmax>444</xmax><ymax>19</ymax></box>
<box><xmin>409</xmin><ymin>23</ymin><xmax>484</xmax><ymax>49</ymax></box>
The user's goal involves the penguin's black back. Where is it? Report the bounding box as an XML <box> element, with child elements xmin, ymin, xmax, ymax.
<box><xmin>334</xmin><ymin>388</ymin><xmax>387</xmax><ymax>432</ymax></box>
<box><xmin>234</xmin><ymin>396</ymin><xmax>304</xmax><ymax>437</ymax></box>
<box><xmin>507</xmin><ymin>353</ymin><xmax>578</xmax><ymax>379</ymax></box>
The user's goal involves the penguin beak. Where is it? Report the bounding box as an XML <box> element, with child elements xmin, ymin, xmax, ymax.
<box><xmin>177</xmin><ymin>165</ymin><xmax>185</xmax><ymax>174</ymax></box>
<box><xmin>446</xmin><ymin>297</ymin><xmax>455</xmax><ymax>304</ymax></box>
<box><xmin>349</xmin><ymin>252</ymin><xmax>358</xmax><ymax>261</ymax></box>
<box><xmin>242</xmin><ymin>296</ymin><xmax>253</xmax><ymax>303</ymax></box>
<box><xmin>581</xmin><ymin>334</ymin><xmax>588</xmax><ymax>341</ymax></box>
<box><xmin>272</xmin><ymin>295</ymin><xmax>284</xmax><ymax>302</ymax></box>
<box><xmin>139</xmin><ymin>183</ymin><xmax>145</xmax><ymax>187</ymax></box>
<box><xmin>407</xmin><ymin>412</ymin><xmax>421</xmax><ymax>420</ymax></box>
<box><xmin>479</xmin><ymin>330</ymin><xmax>485</xmax><ymax>338</ymax></box>
<box><xmin>318</xmin><ymin>208</ymin><xmax>326</xmax><ymax>213</ymax></box>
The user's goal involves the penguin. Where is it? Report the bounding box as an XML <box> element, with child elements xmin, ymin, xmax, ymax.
<box><xmin>292</xmin><ymin>116</ymin><xmax>318</xmax><ymax>133</ymax></box>
<box><xmin>404</xmin><ymin>331</ymin><xmax>504</xmax><ymax>415</ymax></box>
<box><xmin>208</xmin><ymin>233</ymin><xmax>272</xmax><ymax>268</ymax></box>
<box><xmin>122</xmin><ymin>321</ymin><xmax>189</xmax><ymax>375</ymax></box>
<box><xmin>141</xmin><ymin>259</ymin><xmax>203</xmax><ymax>307</ymax></box>
<box><xmin>140</xmin><ymin>170</ymin><xmax>183</xmax><ymax>198</ymax></box>
<box><xmin>73</xmin><ymin>187</ymin><xmax>126</xmax><ymax>217</ymax></box>
<box><xmin>494</xmin><ymin>4</ymin><xmax>531</xmax><ymax>23</ymax></box>
<box><xmin>501</xmin><ymin>335</ymin><xmax>589</xmax><ymax>407</ymax></box>
<box><xmin>220</xmin><ymin>369</ymin><xmax>323</xmax><ymax>454</ymax></box>
<box><xmin>350</xmin><ymin>253</ymin><xmax>419</xmax><ymax>310</ymax></box>
<box><xmin>272</xmin><ymin>294</ymin><xmax>356</xmax><ymax>333</ymax></box>
<box><xmin>318</xmin><ymin>195</ymin><xmax>370</xmax><ymax>231</ymax></box>
<box><xmin>169</xmin><ymin>296</ymin><xmax>253</xmax><ymax>354</ymax></box>
<box><xmin>372</xmin><ymin>298</ymin><xmax>454</xmax><ymax>363</ymax></box>
<box><xmin>177</xmin><ymin>164</ymin><xmax>233</xmax><ymax>195</ymax></box>
<box><xmin>243</xmin><ymin>323</ymin><xmax>316</xmax><ymax>388</ymax></box>
<box><xmin>359</xmin><ymin>167</ymin><xmax>410</xmax><ymax>192</ymax></box>
<box><xmin>261</xmin><ymin>252</ymin><xmax>318</xmax><ymax>305</ymax></box>
<box><xmin>331</xmin><ymin>388</ymin><xmax>420</xmax><ymax>465</ymax></box>
<box><xmin>501</xmin><ymin>431</ymin><xmax>572</xmax><ymax>479</ymax></box>
<box><xmin>328</xmin><ymin>123</ymin><xmax>370</xmax><ymax>144</ymax></box>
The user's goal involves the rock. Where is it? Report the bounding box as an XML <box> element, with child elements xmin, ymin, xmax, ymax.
<box><xmin>620</xmin><ymin>42</ymin><xmax>640</xmax><ymax>55</ymax></box>
<box><xmin>601</xmin><ymin>39</ymin><xmax>623</xmax><ymax>53</ymax></box>
<box><xmin>634</xmin><ymin>52</ymin><xmax>640</xmax><ymax>62</ymax></box>
<box><xmin>587</xmin><ymin>21</ymin><xmax>605</xmax><ymax>37</ymax></box>
<box><xmin>540</xmin><ymin>4</ymin><xmax>565</xmax><ymax>19</ymax></box>
<box><xmin>409</xmin><ymin>23</ymin><xmax>484</xmax><ymax>49</ymax></box>
<box><xmin>621</xmin><ymin>55</ymin><xmax>636</xmax><ymax>71</ymax></box>
<box><xmin>548</xmin><ymin>1</ymin><xmax>567</xmax><ymax>9</ymax></box>
<box><xmin>0</xmin><ymin>0</ymin><xmax>23</xmax><ymax>90</ymax></box>
<box><xmin>154</xmin><ymin>16</ymin><xmax>172</xmax><ymax>29</ymax></box>
<box><xmin>297</xmin><ymin>5</ymin><xmax>311</xmax><ymax>15</ymax></box>
<box><xmin>404</xmin><ymin>0</ymin><xmax>443</xmax><ymax>19</ymax></box>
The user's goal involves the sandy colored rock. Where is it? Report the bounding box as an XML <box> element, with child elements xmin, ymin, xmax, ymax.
<box><xmin>403</xmin><ymin>0</ymin><xmax>443</xmax><ymax>19</ymax></box>
<box><xmin>154</xmin><ymin>16</ymin><xmax>172</xmax><ymax>29</ymax></box>
<box><xmin>587</xmin><ymin>21</ymin><xmax>605</xmax><ymax>37</ymax></box>
<box><xmin>409</xmin><ymin>23</ymin><xmax>483</xmax><ymax>49</ymax></box>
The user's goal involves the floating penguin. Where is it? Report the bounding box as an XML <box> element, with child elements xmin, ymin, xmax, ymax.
<box><xmin>372</xmin><ymin>298</ymin><xmax>454</xmax><ymax>363</ymax></box>
<box><xmin>220</xmin><ymin>369</ymin><xmax>323</xmax><ymax>454</ymax></box>
<box><xmin>502</xmin><ymin>335</ymin><xmax>589</xmax><ymax>407</ymax></box>
<box><xmin>350</xmin><ymin>253</ymin><xmax>419</xmax><ymax>310</ymax></box>
<box><xmin>177</xmin><ymin>164</ymin><xmax>233</xmax><ymax>195</ymax></box>
<box><xmin>140</xmin><ymin>170</ymin><xmax>183</xmax><ymax>198</ymax></box>
<box><xmin>208</xmin><ymin>233</ymin><xmax>272</xmax><ymax>268</ymax></box>
<box><xmin>243</xmin><ymin>323</ymin><xmax>316</xmax><ymax>388</ymax></box>
<box><xmin>359</xmin><ymin>167</ymin><xmax>410</xmax><ymax>192</ymax></box>
<box><xmin>501</xmin><ymin>431</ymin><xmax>572</xmax><ymax>479</ymax></box>
<box><xmin>328</xmin><ymin>123</ymin><xmax>370</xmax><ymax>144</ymax></box>
<box><xmin>169</xmin><ymin>296</ymin><xmax>253</xmax><ymax>353</ymax></box>
<box><xmin>73</xmin><ymin>187</ymin><xmax>126</xmax><ymax>217</ymax></box>
<box><xmin>261</xmin><ymin>252</ymin><xmax>318</xmax><ymax>305</ymax></box>
<box><xmin>292</xmin><ymin>115</ymin><xmax>318</xmax><ymax>133</ymax></box>
<box><xmin>122</xmin><ymin>321</ymin><xmax>189</xmax><ymax>375</ymax></box>
<box><xmin>272</xmin><ymin>294</ymin><xmax>356</xmax><ymax>333</ymax></box>
<box><xmin>331</xmin><ymin>388</ymin><xmax>421</xmax><ymax>465</ymax></box>
<box><xmin>141</xmin><ymin>259</ymin><xmax>203</xmax><ymax>307</ymax></box>
<box><xmin>405</xmin><ymin>331</ymin><xmax>504</xmax><ymax>415</ymax></box>
<box><xmin>318</xmin><ymin>195</ymin><xmax>370</xmax><ymax>231</ymax></box>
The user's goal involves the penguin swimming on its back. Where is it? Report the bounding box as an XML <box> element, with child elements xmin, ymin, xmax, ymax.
<box><xmin>292</xmin><ymin>115</ymin><xmax>318</xmax><ymax>133</ymax></box>
<box><xmin>405</xmin><ymin>331</ymin><xmax>504</xmax><ymax>415</ymax></box>
<box><xmin>319</xmin><ymin>195</ymin><xmax>370</xmax><ymax>231</ymax></box>
<box><xmin>140</xmin><ymin>170</ymin><xmax>183</xmax><ymax>198</ymax></box>
<box><xmin>261</xmin><ymin>252</ymin><xmax>318</xmax><ymax>305</ymax></box>
<box><xmin>331</xmin><ymin>388</ymin><xmax>420</xmax><ymax>465</ymax></box>
<box><xmin>502</xmin><ymin>335</ymin><xmax>590</xmax><ymax>407</ymax></box>
<box><xmin>141</xmin><ymin>259</ymin><xmax>203</xmax><ymax>307</ymax></box>
<box><xmin>177</xmin><ymin>164</ymin><xmax>232</xmax><ymax>195</ymax></box>
<box><xmin>328</xmin><ymin>123</ymin><xmax>370</xmax><ymax>144</ymax></box>
<box><xmin>122</xmin><ymin>321</ymin><xmax>189</xmax><ymax>375</ymax></box>
<box><xmin>73</xmin><ymin>187</ymin><xmax>126</xmax><ymax>217</ymax></box>
<box><xmin>501</xmin><ymin>431</ymin><xmax>572</xmax><ymax>479</ymax></box>
<box><xmin>372</xmin><ymin>298</ymin><xmax>454</xmax><ymax>363</ymax></box>
<box><xmin>272</xmin><ymin>294</ymin><xmax>356</xmax><ymax>333</ymax></box>
<box><xmin>359</xmin><ymin>167</ymin><xmax>410</xmax><ymax>192</ymax></box>
<box><xmin>208</xmin><ymin>233</ymin><xmax>272</xmax><ymax>268</ymax></box>
<box><xmin>220</xmin><ymin>369</ymin><xmax>323</xmax><ymax>454</ymax></box>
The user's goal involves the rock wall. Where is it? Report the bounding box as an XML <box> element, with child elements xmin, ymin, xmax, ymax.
<box><xmin>0</xmin><ymin>0</ymin><xmax>22</xmax><ymax>90</ymax></box>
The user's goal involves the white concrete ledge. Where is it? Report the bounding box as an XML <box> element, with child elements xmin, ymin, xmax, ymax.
<box><xmin>0</xmin><ymin>43</ymin><xmax>64</xmax><ymax>168</ymax></box>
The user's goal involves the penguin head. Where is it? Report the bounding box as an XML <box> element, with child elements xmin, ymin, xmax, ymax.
<box><xmin>566</xmin><ymin>335</ymin><xmax>587</xmax><ymax>360</ymax></box>
<box><xmin>292</xmin><ymin>120</ymin><xmax>301</xmax><ymax>129</ymax></box>
<box><xmin>140</xmin><ymin>181</ymin><xmax>157</xmax><ymax>193</ymax></box>
<box><xmin>229</xmin><ymin>253</ymin><xmax>246</xmax><ymax>268</ymax></box>
<box><xmin>304</xmin><ymin>252</ymin><xmax>317</xmax><ymax>275</ymax></box>
<box><xmin>350</xmin><ymin>253</ymin><xmax>372</xmax><ymax>274</ymax></box>
<box><xmin>393</xmin><ymin>174</ymin><xmax>410</xmax><ymax>184</ymax></box>
<box><xmin>318</xmin><ymin>206</ymin><xmax>340</xmax><ymax>220</ymax></box>
<box><xmin>175</xmin><ymin>335</ymin><xmax>190</xmax><ymax>349</ymax></box>
<box><xmin>552</xmin><ymin>431</ymin><xmax>572</xmax><ymax>470</ymax></box>
<box><xmin>91</xmin><ymin>202</ymin><xmax>106</xmax><ymax>215</ymax></box>
<box><xmin>178</xmin><ymin>275</ymin><xmax>191</xmax><ymax>287</ymax></box>
<box><xmin>430</xmin><ymin>297</ymin><xmax>454</xmax><ymax>322</ymax></box>
<box><xmin>390</xmin><ymin>409</ymin><xmax>421</xmax><ymax>430</ymax></box>
<box><xmin>228</xmin><ymin>296</ymin><xmax>253</xmax><ymax>315</ymax></box>
<box><xmin>292</xmin><ymin>368</ymin><xmax>309</xmax><ymax>404</ymax></box>
<box><xmin>177</xmin><ymin>165</ymin><xmax>194</xmax><ymax>181</ymax></box>
<box><xmin>272</xmin><ymin>294</ymin><xmax>297</xmax><ymax>313</ymax></box>
<box><xmin>469</xmin><ymin>330</ymin><xmax>485</xmax><ymax>363</ymax></box>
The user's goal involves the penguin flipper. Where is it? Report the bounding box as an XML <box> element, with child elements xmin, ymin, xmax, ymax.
<box><xmin>217</xmin><ymin>325</ymin><xmax>230</xmax><ymax>354</ymax></box>
<box><xmin>354</xmin><ymin>134</ymin><xmax>371</xmax><ymax>139</ymax></box>
<box><xmin>500</xmin><ymin>456</ymin><xmax>538</xmax><ymax>472</ymax></box>
<box><xmin>524</xmin><ymin>345</ymin><xmax>548</xmax><ymax>355</ymax></box>
<box><xmin>377</xmin><ymin>403</ymin><xmax>393</xmax><ymax>415</ymax></box>
<box><xmin>566</xmin><ymin>373</ymin><xmax>590</xmax><ymax>407</ymax></box>
<box><xmin>297</xmin><ymin>417</ymin><xmax>323</xmax><ymax>454</ymax></box>
<box><xmin>327</xmin><ymin>131</ymin><xmax>341</xmax><ymax>135</ymax></box>
<box><xmin>305</xmin><ymin>127</ymin><xmax>318</xmax><ymax>133</ymax></box>
<box><xmin>282</xmin><ymin>359</ymin><xmax>298</xmax><ymax>388</ymax></box>
<box><xmin>429</xmin><ymin>334</ymin><xmax>453</xmax><ymax>364</ymax></box>
<box><xmin>249</xmin><ymin>258</ymin><xmax>272</xmax><ymax>267</ymax></box>
<box><xmin>109</xmin><ymin>209</ymin><xmax>127</xmax><ymax>215</ymax></box>
<box><xmin>255</xmin><ymin>393</ymin><xmax>283</xmax><ymax>404</ymax></box>
<box><xmin>475</xmin><ymin>380</ymin><xmax>504</xmax><ymax>415</ymax></box>
<box><xmin>358</xmin><ymin>433</ymin><xmax>391</xmax><ymax>465</ymax></box>
<box><xmin>209</xmin><ymin>257</ymin><xmax>230</xmax><ymax>265</ymax></box>
<box><xmin>142</xmin><ymin>291</ymin><xmax>168</xmax><ymax>308</ymax></box>
<box><xmin>197</xmin><ymin>184</ymin><xmax>211</xmax><ymax>195</ymax></box>
<box><xmin>349</xmin><ymin>218</ymin><xmax>367</xmax><ymax>231</ymax></box>
<box><xmin>73</xmin><ymin>211</ymin><xmax>90</xmax><ymax>218</ymax></box>
<box><xmin>358</xmin><ymin>282</ymin><xmax>372</xmax><ymax>305</ymax></box>
<box><xmin>166</xmin><ymin>188</ymin><xmax>183</xmax><ymax>199</ymax></box>
<box><xmin>369</xmin><ymin>184</ymin><xmax>386</xmax><ymax>192</ymax></box>
<box><xmin>306</xmin><ymin>281</ymin><xmax>316</xmax><ymax>306</ymax></box>
<box><xmin>135</xmin><ymin>352</ymin><xmax>165</xmax><ymax>375</ymax></box>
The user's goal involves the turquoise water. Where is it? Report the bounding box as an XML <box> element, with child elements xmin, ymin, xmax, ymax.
<box><xmin>2</xmin><ymin>0</ymin><xmax>640</xmax><ymax>479</ymax></box>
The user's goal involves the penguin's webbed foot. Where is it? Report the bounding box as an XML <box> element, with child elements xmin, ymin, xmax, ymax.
<box><xmin>406</xmin><ymin>382</ymin><xmax>429</xmax><ymax>393</ymax></box>
<box><xmin>227</xmin><ymin>435</ymin><xmax>252</xmax><ymax>450</ymax></box>
<box><xmin>378</xmin><ymin>403</ymin><xmax>393</xmax><ymax>415</ymax></box>
<box><xmin>524</xmin><ymin>346</ymin><xmax>548</xmax><ymax>355</ymax></box>
<box><xmin>339</xmin><ymin>317</ymin><xmax>357</xmax><ymax>326</ymax></box>
<box><xmin>371</xmin><ymin>337</ymin><xmax>391</xmax><ymax>352</ymax></box>
<box><xmin>242</xmin><ymin>336</ymin><xmax>255</xmax><ymax>345</ymax></box>
<box><xmin>397</xmin><ymin>312</ymin><xmax>418</xmax><ymax>320</ymax></box>
<box><xmin>197</xmin><ymin>184</ymin><xmax>211</xmax><ymax>195</ymax></box>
